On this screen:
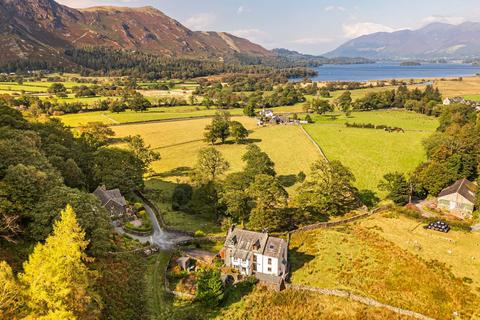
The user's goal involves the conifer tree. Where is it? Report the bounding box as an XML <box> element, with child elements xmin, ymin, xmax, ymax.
<box><xmin>20</xmin><ymin>205</ymin><xmax>100</xmax><ymax>319</ymax></box>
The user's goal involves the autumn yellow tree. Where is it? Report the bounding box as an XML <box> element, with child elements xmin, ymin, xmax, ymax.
<box><xmin>0</xmin><ymin>261</ymin><xmax>22</xmax><ymax>318</ymax></box>
<box><xmin>19</xmin><ymin>205</ymin><xmax>101</xmax><ymax>319</ymax></box>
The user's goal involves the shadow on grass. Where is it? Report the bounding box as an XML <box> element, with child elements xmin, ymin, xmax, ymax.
<box><xmin>222</xmin><ymin>138</ymin><xmax>262</xmax><ymax>145</ymax></box>
<box><xmin>156</xmin><ymin>166</ymin><xmax>192</xmax><ymax>178</ymax></box>
<box><xmin>278</xmin><ymin>174</ymin><xmax>298</xmax><ymax>188</ymax></box>
<box><xmin>288</xmin><ymin>247</ymin><xmax>315</xmax><ymax>274</ymax></box>
<box><xmin>357</xmin><ymin>189</ymin><xmax>380</xmax><ymax>209</ymax></box>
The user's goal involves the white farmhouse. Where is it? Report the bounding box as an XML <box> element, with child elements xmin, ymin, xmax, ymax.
<box><xmin>437</xmin><ymin>179</ymin><xmax>477</xmax><ymax>219</ymax></box>
<box><xmin>220</xmin><ymin>225</ymin><xmax>289</xmax><ymax>289</ymax></box>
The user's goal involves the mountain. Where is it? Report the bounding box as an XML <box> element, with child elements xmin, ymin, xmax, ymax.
<box><xmin>272</xmin><ymin>48</ymin><xmax>373</xmax><ymax>65</ymax></box>
<box><xmin>326</xmin><ymin>22</ymin><xmax>480</xmax><ymax>60</ymax></box>
<box><xmin>0</xmin><ymin>0</ymin><xmax>272</xmax><ymax>66</ymax></box>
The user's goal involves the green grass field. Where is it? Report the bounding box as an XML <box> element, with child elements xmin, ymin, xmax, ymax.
<box><xmin>303</xmin><ymin>110</ymin><xmax>438</xmax><ymax>196</ymax></box>
<box><xmin>289</xmin><ymin>225</ymin><xmax>479</xmax><ymax>319</ymax></box>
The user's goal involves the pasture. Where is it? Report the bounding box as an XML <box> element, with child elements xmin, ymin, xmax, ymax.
<box><xmin>120</xmin><ymin>117</ymin><xmax>321</xmax><ymax>235</ymax></box>
<box><xmin>113</xmin><ymin>117</ymin><xmax>321</xmax><ymax>182</ymax></box>
<box><xmin>360</xmin><ymin>211</ymin><xmax>480</xmax><ymax>286</ymax></box>
<box><xmin>303</xmin><ymin>110</ymin><xmax>438</xmax><ymax>195</ymax></box>
<box><xmin>57</xmin><ymin>107</ymin><xmax>244</xmax><ymax>127</ymax></box>
<box><xmin>289</xmin><ymin>224</ymin><xmax>479</xmax><ymax>319</ymax></box>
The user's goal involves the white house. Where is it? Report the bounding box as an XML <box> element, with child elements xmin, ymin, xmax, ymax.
<box><xmin>437</xmin><ymin>179</ymin><xmax>477</xmax><ymax>219</ymax></box>
<box><xmin>220</xmin><ymin>225</ymin><xmax>289</xmax><ymax>288</ymax></box>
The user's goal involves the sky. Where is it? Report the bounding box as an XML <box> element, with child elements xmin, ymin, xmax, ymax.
<box><xmin>56</xmin><ymin>0</ymin><xmax>480</xmax><ymax>55</ymax></box>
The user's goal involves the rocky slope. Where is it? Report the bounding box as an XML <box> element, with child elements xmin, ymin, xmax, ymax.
<box><xmin>0</xmin><ymin>0</ymin><xmax>272</xmax><ymax>65</ymax></box>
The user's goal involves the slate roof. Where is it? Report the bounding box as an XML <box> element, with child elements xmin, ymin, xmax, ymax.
<box><xmin>224</xmin><ymin>226</ymin><xmax>286</xmax><ymax>261</ymax></box>
<box><xmin>94</xmin><ymin>185</ymin><xmax>127</xmax><ymax>207</ymax></box>
<box><xmin>438</xmin><ymin>179</ymin><xmax>477</xmax><ymax>204</ymax></box>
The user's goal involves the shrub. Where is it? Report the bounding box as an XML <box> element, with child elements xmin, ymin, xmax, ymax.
<box><xmin>134</xmin><ymin>202</ymin><xmax>143</xmax><ymax>211</ymax></box>
<box><xmin>172</xmin><ymin>184</ymin><xmax>193</xmax><ymax>211</ymax></box>
<box><xmin>194</xmin><ymin>230</ymin><xmax>206</xmax><ymax>238</ymax></box>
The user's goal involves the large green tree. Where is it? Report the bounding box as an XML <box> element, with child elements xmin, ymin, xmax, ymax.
<box><xmin>247</xmin><ymin>174</ymin><xmax>288</xmax><ymax>231</ymax></box>
<box><xmin>92</xmin><ymin>147</ymin><xmax>145</xmax><ymax>194</ymax></box>
<box><xmin>296</xmin><ymin>160</ymin><xmax>358</xmax><ymax>221</ymax></box>
<box><xmin>242</xmin><ymin>144</ymin><xmax>276</xmax><ymax>179</ymax></box>
<box><xmin>378</xmin><ymin>172</ymin><xmax>410</xmax><ymax>205</ymax></box>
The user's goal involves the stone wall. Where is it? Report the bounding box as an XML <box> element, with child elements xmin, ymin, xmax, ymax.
<box><xmin>286</xmin><ymin>284</ymin><xmax>434</xmax><ymax>320</ymax></box>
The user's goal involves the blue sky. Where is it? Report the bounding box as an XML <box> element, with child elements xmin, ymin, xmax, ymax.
<box><xmin>56</xmin><ymin>0</ymin><xmax>480</xmax><ymax>54</ymax></box>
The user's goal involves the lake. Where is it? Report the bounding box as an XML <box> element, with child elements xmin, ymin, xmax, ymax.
<box><xmin>303</xmin><ymin>63</ymin><xmax>480</xmax><ymax>82</ymax></box>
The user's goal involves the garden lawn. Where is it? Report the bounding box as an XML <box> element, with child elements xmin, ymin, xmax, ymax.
<box><xmin>289</xmin><ymin>225</ymin><xmax>479</xmax><ymax>320</ymax></box>
<box><xmin>57</xmin><ymin>107</ymin><xmax>244</xmax><ymax>127</ymax></box>
<box><xmin>360</xmin><ymin>211</ymin><xmax>480</xmax><ymax>287</ymax></box>
<box><xmin>303</xmin><ymin>110</ymin><xmax>438</xmax><ymax>196</ymax></box>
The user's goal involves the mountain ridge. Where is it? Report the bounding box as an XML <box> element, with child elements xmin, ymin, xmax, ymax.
<box><xmin>326</xmin><ymin>22</ymin><xmax>480</xmax><ymax>59</ymax></box>
<box><xmin>0</xmin><ymin>0</ymin><xmax>273</xmax><ymax>66</ymax></box>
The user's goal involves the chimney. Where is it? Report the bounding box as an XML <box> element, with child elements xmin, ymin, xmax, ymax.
<box><xmin>228</xmin><ymin>224</ymin><xmax>236</xmax><ymax>236</ymax></box>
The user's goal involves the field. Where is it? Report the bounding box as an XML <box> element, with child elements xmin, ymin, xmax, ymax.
<box><xmin>57</xmin><ymin>107</ymin><xmax>244</xmax><ymax>127</ymax></box>
<box><xmin>431</xmin><ymin>76</ymin><xmax>480</xmax><ymax>97</ymax></box>
<box><xmin>289</xmin><ymin>223</ymin><xmax>480</xmax><ymax>319</ymax></box>
<box><xmin>303</xmin><ymin>110</ymin><xmax>438</xmax><ymax>195</ymax></box>
<box><xmin>360</xmin><ymin>211</ymin><xmax>480</xmax><ymax>286</ymax></box>
<box><xmin>113</xmin><ymin>117</ymin><xmax>321</xmax><ymax>182</ymax></box>
<box><xmin>118</xmin><ymin>116</ymin><xmax>320</xmax><ymax>235</ymax></box>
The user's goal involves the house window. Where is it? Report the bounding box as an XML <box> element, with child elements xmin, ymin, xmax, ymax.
<box><xmin>268</xmin><ymin>258</ymin><xmax>272</xmax><ymax>265</ymax></box>
<box><xmin>267</xmin><ymin>267</ymin><xmax>272</xmax><ymax>272</ymax></box>
<box><xmin>253</xmin><ymin>255</ymin><xmax>257</xmax><ymax>262</ymax></box>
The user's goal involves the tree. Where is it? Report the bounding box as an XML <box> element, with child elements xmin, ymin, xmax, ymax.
<box><xmin>336</xmin><ymin>91</ymin><xmax>352</xmax><ymax>115</ymax></box>
<box><xmin>48</xmin><ymin>83</ymin><xmax>66</xmax><ymax>95</ymax></box>
<box><xmin>128</xmin><ymin>93</ymin><xmax>151</xmax><ymax>112</ymax></box>
<box><xmin>0</xmin><ymin>261</ymin><xmax>22</xmax><ymax>319</ymax></box>
<box><xmin>29</xmin><ymin>186</ymin><xmax>111</xmax><ymax>255</ymax></box>
<box><xmin>220</xmin><ymin>172</ymin><xmax>252</xmax><ymax>225</ymax></box>
<box><xmin>19</xmin><ymin>205</ymin><xmax>101</xmax><ymax>319</ymax></box>
<box><xmin>196</xmin><ymin>269</ymin><xmax>224</xmax><ymax>307</ymax></box>
<box><xmin>191</xmin><ymin>147</ymin><xmax>229</xmax><ymax>183</ymax></box>
<box><xmin>243</xmin><ymin>103</ymin><xmax>256</xmax><ymax>117</ymax></box>
<box><xmin>247</xmin><ymin>174</ymin><xmax>288</xmax><ymax>231</ymax></box>
<box><xmin>108</xmin><ymin>100</ymin><xmax>127</xmax><ymax>113</ymax></box>
<box><xmin>296</xmin><ymin>160</ymin><xmax>358</xmax><ymax>221</ymax></box>
<box><xmin>378</xmin><ymin>172</ymin><xmax>410</xmax><ymax>205</ymax></box>
<box><xmin>229</xmin><ymin>120</ymin><xmax>249</xmax><ymax>144</ymax></box>
<box><xmin>77</xmin><ymin>122</ymin><xmax>115</xmax><ymax>149</ymax></box>
<box><xmin>304</xmin><ymin>114</ymin><xmax>313</xmax><ymax>123</ymax></box>
<box><xmin>203</xmin><ymin>112</ymin><xmax>231</xmax><ymax>144</ymax></box>
<box><xmin>242</xmin><ymin>144</ymin><xmax>275</xmax><ymax>178</ymax></box>
<box><xmin>127</xmin><ymin>135</ymin><xmax>160</xmax><ymax>173</ymax></box>
<box><xmin>92</xmin><ymin>148</ymin><xmax>145</xmax><ymax>194</ymax></box>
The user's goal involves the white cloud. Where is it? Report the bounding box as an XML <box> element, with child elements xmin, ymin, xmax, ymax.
<box><xmin>236</xmin><ymin>6</ymin><xmax>252</xmax><ymax>14</ymax></box>
<box><xmin>184</xmin><ymin>13</ymin><xmax>216</xmax><ymax>31</ymax></box>
<box><xmin>324</xmin><ymin>5</ymin><xmax>345</xmax><ymax>12</ymax></box>
<box><xmin>342</xmin><ymin>22</ymin><xmax>396</xmax><ymax>38</ymax></box>
<box><xmin>421</xmin><ymin>15</ymin><xmax>466</xmax><ymax>26</ymax></box>
<box><xmin>292</xmin><ymin>37</ymin><xmax>333</xmax><ymax>45</ymax></box>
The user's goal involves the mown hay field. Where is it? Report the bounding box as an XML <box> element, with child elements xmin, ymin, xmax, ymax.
<box><xmin>303</xmin><ymin>110</ymin><xmax>438</xmax><ymax>195</ymax></box>
<box><xmin>289</xmin><ymin>224</ymin><xmax>480</xmax><ymax>320</ymax></box>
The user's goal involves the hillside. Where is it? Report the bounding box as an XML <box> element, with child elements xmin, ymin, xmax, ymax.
<box><xmin>0</xmin><ymin>0</ymin><xmax>272</xmax><ymax>66</ymax></box>
<box><xmin>326</xmin><ymin>22</ymin><xmax>480</xmax><ymax>59</ymax></box>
